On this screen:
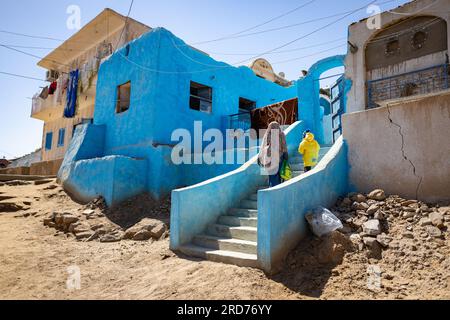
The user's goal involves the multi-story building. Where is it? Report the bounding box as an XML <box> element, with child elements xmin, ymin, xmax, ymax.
<box><xmin>345</xmin><ymin>0</ymin><xmax>450</xmax><ymax>112</ymax></box>
<box><xmin>30</xmin><ymin>8</ymin><xmax>150</xmax><ymax>174</ymax></box>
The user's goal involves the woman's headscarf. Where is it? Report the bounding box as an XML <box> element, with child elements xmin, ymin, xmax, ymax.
<box><xmin>258</xmin><ymin>122</ymin><xmax>288</xmax><ymax>174</ymax></box>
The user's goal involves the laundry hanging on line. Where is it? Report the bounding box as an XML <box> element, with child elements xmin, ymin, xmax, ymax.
<box><xmin>64</xmin><ymin>69</ymin><xmax>79</xmax><ymax>118</ymax></box>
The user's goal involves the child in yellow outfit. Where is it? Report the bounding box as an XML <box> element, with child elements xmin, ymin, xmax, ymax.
<box><xmin>298</xmin><ymin>130</ymin><xmax>320</xmax><ymax>172</ymax></box>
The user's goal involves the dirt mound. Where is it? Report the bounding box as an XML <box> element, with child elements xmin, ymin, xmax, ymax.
<box><xmin>105</xmin><ymin>193</ymin><xmax>170</xmax><ymax>229</ymax></box>
<box><xmin>274</xmin><ymin>189</ymin><xmax>450</xmax><ymax>299</ymax></box>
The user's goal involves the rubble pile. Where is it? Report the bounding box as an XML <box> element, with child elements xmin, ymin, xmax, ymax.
<box><xmin>332</xmin><ymin>189</ymin><xmax>449</xmax><ymax>262</ymax></box>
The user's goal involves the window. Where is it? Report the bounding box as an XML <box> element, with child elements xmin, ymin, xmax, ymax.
<box><xmin>333</xmin><ymin>129</ymin><xmax>342</xmax><ymax>143</ymax></box>
<box><xmin>57</xmin><ymin>128</ymin><xmax>65</xmax><ymax>147</ymax></box>
<box><xmin>45</xmin><ymin>132</ymin><xmax>53</xmax><ymax>151</ymax></box>
<box><xmin>412</xmin><ymin>31</ymin><xmax>427</xmax><ymax>49</ymax></box>
<box><xmin>332</xmin><ymin>115</ymin><xmax>341</xmax><ymax>128</ymax></box>
<box><xmin>238</xmin><ymin>97</ymin><xmax>256</xmax><ymax>113</ymax></box>
<box><xmin>190</xmin><ymin>81</ymin><xmax>212</xmax><ymax>113</ymax></box>
<box><xmin>385</xmin><ymin>39</ymin><xmax>400</xmax><ymax>56</ymax></box>
<box><xmin>116</xmin><ymin>81</ymin><xmax>131</xmax><ymax>113</ymax></box>
<box><xmin>332</xmin><ymin>100</ymin><xmax>341</xmax><ymax>115</ymax></box>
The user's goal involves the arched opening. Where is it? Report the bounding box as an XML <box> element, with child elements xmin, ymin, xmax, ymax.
<box><xmin>297</xmin><ymin>55</ymin><xmax>347</xmax><ymax>145</ymax></box>
<box><xmin>365</xmin><ymin>15</ymin><xmax>448</xmax><ymax>108</ymax></box>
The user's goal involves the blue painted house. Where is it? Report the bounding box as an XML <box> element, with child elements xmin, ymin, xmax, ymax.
<box><xmin>58</xmin><ymin>27</ymin><xmax>299</xmax><ymax>205</ymax></box>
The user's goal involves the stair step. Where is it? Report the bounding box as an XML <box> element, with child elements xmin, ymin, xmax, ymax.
<box><xmin>290</xmin><ymin>156</ymin><xmax>302</xmax><ymax>164</ymax></box>
<box><xmin>291</xmin><ymin>163</ymin><xmax>304</xmax><ymax>171</ymax></box>
<box><xmin>178</xmin><ymin>244</ymin><xmax>258</xmax><ymax>268</ymax></box>
<box><xmin>292</xmin><ymin>170</ymin><xmax>304</xmax><ymax>178</ymax></box>
<box><xmin>193</xmin><ymin>235</ymin><xmax>257</xmax><ymax>255</ymax></box>
<box><xmin>240</xmin><ymin>199</ymin><xmax>258</xmax><ymax>210</ymax></box>
<box><xmin>229</xmin><ymin>208</ymin><xmax>258</xmax><ymax>218</ymax></box>
<box><xmin>218</xmin><ymin>215</ymin><xmax>257</xmax><ymax>227</ymax></box>
<box><xmin>248</xmin><ymin>193</ymin><xmax>258</xmax><ymax>201</ymax></box>
<box><xmin>207</xmin><ymin>224</ymin><xmax>257</xmax><ymax>242</ymax></box>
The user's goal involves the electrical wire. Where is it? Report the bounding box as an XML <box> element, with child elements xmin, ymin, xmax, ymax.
<box><xmin>231</xmin><ymin>0</ymin><xmax>378</xmax><ymax>66</ymax></box>
<box><xmin>206</xmin><ymin>37</ymin><xmax>348</xmax><ymax>56</ymax></box>
<box><xmin>191</xmin><ymin>0</ymin><xmax>317</xmax><ymax>45</ymax></box>
<box><xmin>191</xmin><ymin>0</ymin><xmax>397</xmax><ymax>46</ymax></box>
<box><xmin>386</xmin><ymin>0</ymin><xmax>441</xmax><ymax>15</ymax></box>
<box><xmin>0</xmin><ymin>70</ymin><xmax>48</xmax><ymax>82</ymax></box>
<box><xmin>271</xmin><ymin>44</ymin><xmax>347</xmax><ymax>65</ymax></box>
<box><xmin>116</xmin><ymin>0</ymin><xmax>380</xmax><ymax>74</ymax></box>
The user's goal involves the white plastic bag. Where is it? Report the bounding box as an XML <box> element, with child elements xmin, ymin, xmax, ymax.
<box><xmin>305</xmin><ymin>207</ymin><xmax>343</xmax><ymax>237</ymax></box>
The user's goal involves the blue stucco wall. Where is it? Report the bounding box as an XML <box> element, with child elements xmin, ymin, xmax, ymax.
<box><xmin>58</xmin><ymin>123</ymin><xmax>147</xmax><ymax>206</ymax></box>
<box><xmin>170</xmin><ymin>121</ymin><xmax>304</xmax><ymax>251</ymax></box>
<box><xmin>92</xmin><ymin>27</ymin><xmax>298</xmax><ymax>199</ymax></box>
<box><xmin>257</xmin><ymin>136</ymin><xmax>348</xmax><ymax>272</ymax></box>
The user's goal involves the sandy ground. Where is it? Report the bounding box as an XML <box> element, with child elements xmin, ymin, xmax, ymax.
<box><xmin>0</xmin><ymin>180</ymin><xmax>449</xmax><ymax>300</ymax></box>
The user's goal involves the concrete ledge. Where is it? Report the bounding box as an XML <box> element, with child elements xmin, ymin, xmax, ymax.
<box><xmin>0</xmin><ymin>167</ymin><xmax>30</xmax><ymax>175</ymax></box>
<box><xmin>0</xmin><ymin>174</ymin><xmax>56</xmax><ymax>182</ymax></box>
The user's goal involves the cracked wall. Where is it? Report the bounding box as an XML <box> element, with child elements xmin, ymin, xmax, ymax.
<box><xmin>342</xmin><ymin>90</ymin><xmax>450</xmax><ymax>203</ymax></box>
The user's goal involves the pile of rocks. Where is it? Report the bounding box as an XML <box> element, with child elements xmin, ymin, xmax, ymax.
<box><xmin>123</xmin><ymin>218</ymin><xmax>168</xmax><ymax>241</ymax></box>
<box><xmin>43</xmin><ymin>210</ymin><xmax>168</xmax><ymax>243</ymax></box>
<box><xmin>332</xmin><ymin>189</ymin><xmax>449</xmax><ymax>260</ymax></box>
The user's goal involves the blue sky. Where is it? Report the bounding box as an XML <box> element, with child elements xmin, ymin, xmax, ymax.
<box><xmin>0</xmin><ymin>0</ymin><xmax>409</xmax><ymax>159</ymax></box>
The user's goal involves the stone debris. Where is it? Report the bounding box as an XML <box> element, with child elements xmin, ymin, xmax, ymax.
<box><xmin>367</xmin><ymin>189</ymin><xmax>386</xmax><ymax>201</ymax></box>
<box><xmin>123</xmin><ymin>218</ymin><xmax>168</xmax><ymax>241</ymax></box>
<box><xmin>0</xmin><ymin>202</ymin><xmax>26</xmax><ymax>213</ymax></box>
<box><xmin>34</xmin><ymin>179</ymin><xmax>53</xmax><ymax>186</ymax></box>
<box><xmin>331</xmin><ymin>189</ymin><xmax>449</xmax><ymax>264</ymax></box>
<box><xmin>362</xmin><ymin>219</ymin><xmax>381</xmax><ymax>236</ymax></box>
<box><xmin>3</xmin><ymin>180</ymin><xmax>32</xmax><ymax>187</ymax></box>
<box><xmin>42</xmin><ymin>196</ymin><xmax>169</xmax><ymax>243</ymax></box>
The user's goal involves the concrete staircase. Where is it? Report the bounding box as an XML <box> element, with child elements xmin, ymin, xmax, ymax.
<box><xmin>291</xmin><ymin>146</ymin><xmax>332</xmax><ymax>178</ymax></box>
<box><xmin>178</xmin><ymin>145</ymin><xmax>332</xmax><ymax>268</ymax></box>
<box><xmin>178</xmin><ymin>185</ymin><xmax>265</xmax><ymax>268</ymax></box>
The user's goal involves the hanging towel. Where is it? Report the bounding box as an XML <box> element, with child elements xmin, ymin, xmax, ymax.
<box><xmin>39</xmin><ymin>86</ymin><xmax>49</xmax><ymax>100</ymax></box>
<box><xmin>64</xmin><ymin>69</ymin><xmax>79</xmax><ymax>118</ymax></box>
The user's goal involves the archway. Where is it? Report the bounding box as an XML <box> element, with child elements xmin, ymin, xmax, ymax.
<box><xmin>297</xmin><ymin>55</ymin><xmax>348</xmax><ymax>145</ymax></box>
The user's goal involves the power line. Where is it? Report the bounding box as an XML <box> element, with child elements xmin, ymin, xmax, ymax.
<box><xmin>272</xmin><ymin>44</ymin><xmax>347</xmax><ymax>65</ymax></box>
<box><xmin>0</xmin><ymin>70</ymin><xmax>48</xmax><ymax>82</ymax></box>
<box><xmin>192</xmin><ymin>0</ymin><xmax>317</xmax><ymax>45</ymax></box>
<box><xmin>114</xmin><ymin>0</ymin><xmax>135</xmax><ymax>51</ymax></box>
<box><xmin>387</xmin><ymin>0</ymin><xmax>441</xmax><ymax>15</ymax></box>
<box><xmin>0</xmin><ymin>29</ymin><xmax>65</xmax><ymax>42</ymax></box>
<box><xmin>191</xmin><ymin>0</ymin><xmax>396</xmax><ymax>46</ymax></box>
<box><xmin>114</xmin><ymin>0</ymin><xmax>378</xmax><ymax>74</ymax></box>
<box><xmin>367</xmin><ymin>17</ymin><xmax>443</xmax><ymax>44</ymax></box>
<box><xmin>206</xmin><ymin>37</ymin><xmax>347</xmax><ymax>56</ymax></box>
<box><xmin>0</xmin><ymin>43</ymin><xmax>72</xmax><ymax>69</ymax></box>
<box><xmin>208</xmin><ymin>37</ymin><xmax>348</xmax><ymax>56</ymax></box>
<box><xmin>231</xmin><ymin>0</ymin><xmax>378</xmax><ymax>65</ymax></box>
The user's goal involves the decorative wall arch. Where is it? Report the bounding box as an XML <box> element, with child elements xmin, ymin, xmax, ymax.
<box><xmin>297</xmin><ymin>55</ymin><xmax>348</xmax><ymax>144</ymax></box>
<box><xmin>364</xmin><ymin>15</ymin><xmax>448</xmax><ymax>107</ymax></box>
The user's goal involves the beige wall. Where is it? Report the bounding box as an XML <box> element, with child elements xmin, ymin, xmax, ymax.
<box><xmin>41</xmin><ymin>103</ymin><xmax>95</xmax><ymax>161</ymax></box>
<box><xmin>342</xmin><ymin>90</ymin><xmax>450</xmax><ymax>203</ymax></box>
<box><xmin>30</xmin><ymin>159</ymin><xmax>63</xmax><ymax>176</ymax></box>
<box><xmin>36</xmin><ymin>20</ymin><xmax>150</xmax><ymax>162</ymax></box>
<box><xmin>345</xmin><ymin>0</ymin><xmax>450</xmax><ymax>113</ymax></box>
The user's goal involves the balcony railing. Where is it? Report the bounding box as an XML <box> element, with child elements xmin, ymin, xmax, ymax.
<box><xmin>31</xmin><ymin>75</ymin><xmax>67</xmax><ymax>118</ymax></box>
<box><xmin>367</xmin><ymin>64</ymin><xmax>449</xmax><ymax>109</ymax></box>
<box><xmin>228</xmin><ymin>111</ymin><xmax>252</xmax><ymax>132</ymax></box>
